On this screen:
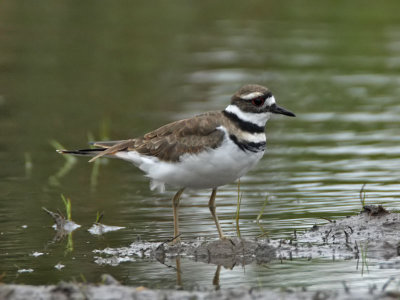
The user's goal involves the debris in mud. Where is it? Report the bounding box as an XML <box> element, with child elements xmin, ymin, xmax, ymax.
<box><xmin>88</xmin><ymin>223</ymin><xmax>125</xmax><ymax>235</ymax></box>
<box><xmin>88</xmin><ymin>212</ymin><xmax>126</xmax><ymax>235</ymax></box>
<box><xmin>30</xmin><ymin>252</ymin><xmax>44</xmax><ymax>257</ymax></box>
<box><xmin>42</xmin><ymin>207</ymin><xmax>81</xmax><ymax>245</ymax></box>
<box><xmin>54</xmin><ymin>263</ymin><xmax>65</xmax><ymax>270</ymax></box>
<box><xmin>42</xmin><ymin>207</ymin><xmax>81</xmax><ymax>232</ymax></box>
<box><xmin>16</xmin><ymin>269</ymin><xmax>33</xmax><ymax>274</ymax></box>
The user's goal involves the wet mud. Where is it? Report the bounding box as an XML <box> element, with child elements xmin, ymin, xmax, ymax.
<box><xmin>93</xmin><ymin>205</ymin><xmax>400</xmax><ymax>267</ymax></box>
<box><xmin>154</xmin><ymin>237</ymin><xmax>275</xmax><ymax>268</ymax></box>
<box><xmin>277</xmin><ymin>205</ymin><xmax>400</xmax><ymax>261</ymax></box>
<box><xmin>1</xmin><ymin>277</ymin><xmax>398</xmax><ymax>300</ymax></box>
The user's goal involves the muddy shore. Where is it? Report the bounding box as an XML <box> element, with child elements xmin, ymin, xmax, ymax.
<box><xmin>2</xmin><ymin>281</ymin><xmax>399</xmax><ymax>300</ymax></box>
<box><xmin>2</xmin><ymin>205</ymin><xmax>400</xmax><ymax>300</ymax></box>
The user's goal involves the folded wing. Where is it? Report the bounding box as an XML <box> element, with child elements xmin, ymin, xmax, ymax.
<box><xmin>87</xmin><ymin>111</ymin><xmax>225</xmax><ymax>162</ymax></box>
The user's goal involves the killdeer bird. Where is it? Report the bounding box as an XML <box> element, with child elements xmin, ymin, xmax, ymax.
<box><xmin>58</xmin><ymin>84</ymin><xmax>295</xmax><ymax>241</ymax></box>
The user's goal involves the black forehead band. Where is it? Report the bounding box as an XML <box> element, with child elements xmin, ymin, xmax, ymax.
<box><xmin>264</xmin><ymin>91</ymin><xmax>273</xmax><ymax>99</ymax></box>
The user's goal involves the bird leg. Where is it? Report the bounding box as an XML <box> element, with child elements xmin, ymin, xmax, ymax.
<box><xmin>172</xmin><ymin>188</ymin><xmax>185</xmax><ymax>243</ymax></box>
<box><xmin>208</xmin><ymin>188</ymin><xmax>226</xmax><ymax>239</ymax></box>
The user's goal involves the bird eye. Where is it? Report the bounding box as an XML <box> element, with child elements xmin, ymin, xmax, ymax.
<box><xmin>251</xmin><ymin>97</ymin><xmax>265</xmax><ymax>107</ymax></box>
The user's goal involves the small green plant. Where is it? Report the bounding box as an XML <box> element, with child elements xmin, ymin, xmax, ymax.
<box><xmin>256</xmin><ymin>196</ymin><xmax>270</xmax><ymax>237</ymax></box>
<box><xmin>61</xmin><ymin>194</ymin><xmax>72</xmax><ymax>221</ymax></box>
<box><xmin>79</xmin><ymin>273</ymin><xmax>87</xmax><ymax>283</ymax></box>
<box><xmin>359</xmin><ymin>184</ymin><xmax>366</xmax><ymax>207</ymax></box>
<box><xmin>235</xmin><ymin>179</ymin><xmax>243</xmax><ymax>238</ymax></box>
<box><xmin>95</xmin><ymin>211</ymin><xmax>104</xmax><ymax>223</ymax></box>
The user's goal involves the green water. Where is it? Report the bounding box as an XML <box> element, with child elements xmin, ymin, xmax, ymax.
<box><xmin>1</xmin><ymin>0</ymin><xmax>400</xmax><ymax>292</ymax></box>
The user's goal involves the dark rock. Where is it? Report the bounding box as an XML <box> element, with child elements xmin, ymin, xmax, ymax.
<box><xmin>361</xmin><ymin>205</ymin><xmax>389</xmax><ymax>216</ymax></box>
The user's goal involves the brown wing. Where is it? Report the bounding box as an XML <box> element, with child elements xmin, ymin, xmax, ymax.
<box><xmin>89</xmin><ymin>111</ymin><xmax>225</xmax><ymax>162</ymax></box>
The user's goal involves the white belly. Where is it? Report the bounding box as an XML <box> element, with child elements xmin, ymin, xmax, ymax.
<box><xmin>116</xmin><ymin>136</ymin><xmax>265</xmax><ymax>192</ymax></box>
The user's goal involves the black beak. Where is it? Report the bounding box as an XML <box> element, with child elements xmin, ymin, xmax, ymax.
<box><xmin>270</xmin><ymin>103</ymin><xmax>296</xmax><ymax>117</ymax></box>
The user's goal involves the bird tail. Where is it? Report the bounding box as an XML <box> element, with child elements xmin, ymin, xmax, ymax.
<box><xmin>57</xmin><ymin>139</ymin><xmax>132</xmax><ymax>162</ymax></box>
<box><xmin>57</xmin><ymin>148</ymin><xmax>106</xmax><ymax>159</ymax></box>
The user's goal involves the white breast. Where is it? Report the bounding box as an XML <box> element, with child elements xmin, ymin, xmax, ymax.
<box><xmin>115</xmin><ymin>128</ymin><xmax>265</xmax><ymax>192</ymax></box>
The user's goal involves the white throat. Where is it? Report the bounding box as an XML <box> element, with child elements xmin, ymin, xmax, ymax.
<box><xmin>225</xmin><ymin>104</ymin><xmax>271</xmax><ymax>127</ymax></box>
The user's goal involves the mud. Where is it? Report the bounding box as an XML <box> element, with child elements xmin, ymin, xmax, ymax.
<box><xmin>0</xmin><ymin>280</ymin><xmax>397</xmax><ymax>300</ymax></box>
<box><xmin>154</xmin><ymin>237</ymin><xmax>275</xmax><ymax>268</ymax></box>
<box><xmin>93</xmin><ymin>205</ymin><xmax>400</xmax><ymax>267</ymax></box>
<box><xmin>287</xmin><ymin>205</ymin><xmax>400</xmax><ymax>260</ymax></box>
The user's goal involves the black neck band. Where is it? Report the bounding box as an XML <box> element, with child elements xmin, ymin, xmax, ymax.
<box><xmin>229</xmin><ymin>134</ymin><xmax>266</xmax><ymax>153</ymax></box>
<box><xmin>223</xmin><ymin>110</ymin><xmax>265</xmax><ymax>133</ymax></box>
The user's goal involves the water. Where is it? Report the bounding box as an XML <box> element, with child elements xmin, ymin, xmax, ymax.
<box><xmin>1</xmin><ymin>0</ymin><xmax>400</xmax><ymax>293</ymax></box>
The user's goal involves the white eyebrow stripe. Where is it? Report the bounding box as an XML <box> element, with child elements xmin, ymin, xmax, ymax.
<box><xmin>240</xmin><ymin>92</ymin><xmax>264</xmax><ymax>100</ymax></box>
<box><xmin>265</xmin><ymin>96</ymin><xmax>276</xmax><ymax>106</ymax></box>
<box><xmin>259</xmin><ymin>95</ymin><xmax>276</xmax><ymax>110</ymax></box>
